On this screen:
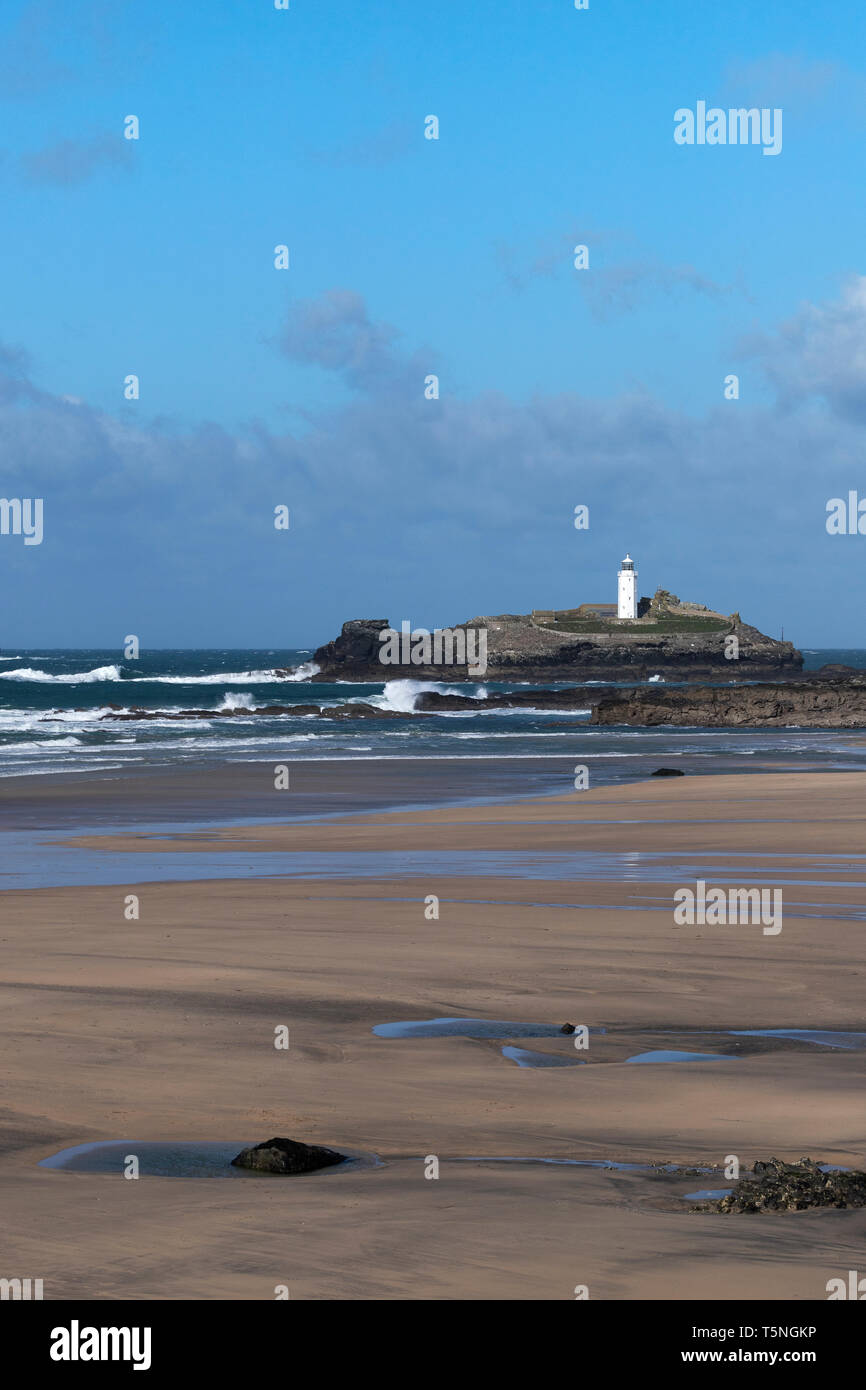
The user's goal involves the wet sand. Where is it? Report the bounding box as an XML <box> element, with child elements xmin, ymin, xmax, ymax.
<box><xmin>2</xmin><ymin>769</ymin><xmax>865</xmax><ymax>1299</ymax></box>
<box><xmin>0</xmin><ymin>756</ymin><xmax>586</xmax><ymax>831</ymax></box>
<box><xmin>56</xmin><ymin>768</ymin><xmax>866</xmax><ymax>856</ymax></box>
<box><xmin>0</xmin><ymin>752</ymin><xmax>808</xmax><ymax>832</ymax></box>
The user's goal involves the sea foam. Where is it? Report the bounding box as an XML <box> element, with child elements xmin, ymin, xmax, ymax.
<box><xmin>370</xmin><ymin>679</ymin><xmax>488</xmax><ymax>713</ymax></box>
<box><xmin>0</xmin><ymin>665</ymin><xmax>122</xmax><ymax>683</ymax></box>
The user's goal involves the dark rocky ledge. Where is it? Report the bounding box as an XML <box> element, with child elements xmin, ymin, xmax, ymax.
<box><xmin>414</xmin><ymin>687</ymin><xmax>602</xmax><ymax>712</ymax></box>
<box><xmin>591</xmin><ymin>678</ymin><xmax>866</xmax><ymax>727</ymax></box>
<box><xmin>98</xmin><ymin>703</ymin><xmax>426</xmax><ymax>722</ymax></box>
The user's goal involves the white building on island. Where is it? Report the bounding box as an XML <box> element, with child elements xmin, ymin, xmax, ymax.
<box><xmin>617</xmin><ymin>552</ymin><xmax>638</xmax><ymax>619</ymax></box>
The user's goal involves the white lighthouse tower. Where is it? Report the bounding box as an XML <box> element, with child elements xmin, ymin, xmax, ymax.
<box><xmin>617</xmin><ymin>553</ymin><xmax>637</xmax><ymax>619</ymax></box>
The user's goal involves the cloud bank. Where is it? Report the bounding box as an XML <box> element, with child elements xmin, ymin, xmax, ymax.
<box><xmin>2</xmin><ymin>278</ymin><xmax>864</xmax><ymax>642</ymax></box>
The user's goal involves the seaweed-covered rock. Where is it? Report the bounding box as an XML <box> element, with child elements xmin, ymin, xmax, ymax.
<box><xmin>231</xmin><ymin>1137</ymin><xmax>346</xmax><ymax>1174</ymax></box>
<box><xmin>692</xmin><ymin>1157</ymin><xmax>866</xmax><ymax>1213</ymax></box>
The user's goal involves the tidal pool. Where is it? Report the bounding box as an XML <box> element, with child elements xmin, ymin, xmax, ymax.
<box><xmin>626</xmin><ymin>1049</ymin><xmax>734</xmax><ymax>1064</ymax></box>
<box><xmin>372</xmin><ymin>1018</ymin><xmax>866</xmax><ymax>1065</ymax></box>
<box><xmin>38</xmin><ymin>1140</ymin><xmax>379</xmax><ymax>1178</ymax></box>
<box><xmin>372</xmin><ymin>1017</ymin><xmax>586</xmax><ymax>1039</ymax></box>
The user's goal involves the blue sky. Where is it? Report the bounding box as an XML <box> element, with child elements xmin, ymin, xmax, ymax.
<box><xmin>1</xmin><ymin>0</ymin><xmax>865</xmax><ymax>647</ymax></box>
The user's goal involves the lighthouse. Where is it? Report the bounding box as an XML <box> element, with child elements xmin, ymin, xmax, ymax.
<box><xmin>617</xmin><ymin>553</ymin><xmax>637</xmax><ymax>619</ymax></box>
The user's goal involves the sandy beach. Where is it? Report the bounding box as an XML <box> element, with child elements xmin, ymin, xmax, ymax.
<box><xmin>1</xmin><ymin>766</ymin><xmax>865</xmax><ymax>1299</ymax></box>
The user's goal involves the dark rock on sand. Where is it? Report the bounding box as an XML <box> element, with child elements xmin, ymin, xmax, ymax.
<box><xmin>559</xmin><ymin>1023</ymin><xmax>576</xmax><ymax>1034</ymax></box>
<box><xmin>230</xmin><ymin>1137</ymin><xmax>346</xmax><ymax>1175</ymax></box>
<box><xmin>691</xmin><ymin>1157</ymin><xmax>866</xmax><ymax>1212</ymax></box>
<box><xmin>650</xmin><ymin>768</ymin><xmax>685</xmax><ymax>777</ymax></box>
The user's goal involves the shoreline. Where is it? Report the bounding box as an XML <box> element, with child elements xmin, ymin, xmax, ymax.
<box><xmin>0</xmin><ymin>749</ymin><xmax>839</xmax><ymax>836</ymax></box>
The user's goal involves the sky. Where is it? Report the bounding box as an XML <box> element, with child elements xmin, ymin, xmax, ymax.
<box><xmin>1</xmin><ymin>0</ymin><xmax>865</xmax><ymax>648</ymax></box>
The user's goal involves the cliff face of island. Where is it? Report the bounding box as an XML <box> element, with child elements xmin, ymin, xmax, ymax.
<box><xmin>307</xmin><ymin>592</ymin><xmax>802</xmax><ymax>682</ymax></box>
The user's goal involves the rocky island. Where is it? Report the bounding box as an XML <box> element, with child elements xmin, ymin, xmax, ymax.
<box><xmin>302</xmin><ymin>588</ymin><xmax>802</xmax><ymax>682</ymax></box>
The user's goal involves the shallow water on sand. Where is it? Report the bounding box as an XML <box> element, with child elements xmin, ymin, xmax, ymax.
<box><xmin>728</xmin><ymin>1029</ymin><xmax>866</xmax><ymax>1049</ymax></box>
<box><xmin>372</xmin><ymin>1017</ymin><xmax>584</xmax><ymax>1039</ymax></box>
<box><xmin>373</xmin><ymin>1019</ymin><xmax>866</xmax><ymax>1064</ymax></box>
<box><xmin>6</xmin><ymin>822</ymin><xmax>866</xmax><ymax>895</ymax></box>
<box><xmin>38</xmin><ymin>1140</ymin><xmax>378</xmax><ymax>1178</ymax></box>
<box><xmin>455</xmin><ymin>1157</ymin><xmax>715</xmax><ymax>1174</ymax></box>
<box><xmin>501</xmin><ymin>1046</ymin><xmax>586</xmax><ymax>1068</ymax></box>
<box><xmin>40</xmin><ymin>1142</ymin><xmax>721</xmax><ymax>1182</ymax></box>
<box><xmin>625</xmin><ymin>1049</ymin><xmax>734</xmax><ymax>1064</ymax></box>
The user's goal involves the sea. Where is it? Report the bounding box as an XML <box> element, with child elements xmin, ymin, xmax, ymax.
<box><xmin>1</xmin><ymin>647</ymin><xmax>865</xmax><ymax>782</ymax></box>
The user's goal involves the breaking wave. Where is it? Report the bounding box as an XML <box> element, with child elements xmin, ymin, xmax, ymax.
<box><xmin>0</xmin><ymin>665</ymin><xmax>122</xmax><ymax>683</ymax></box>
<box><xmin>214</xmin><ymin>692</ymin><xmax>256</xmax><ymax>711</ymax></box>
<box><xmin>367</xmin><ymin>680</ymin><xmax>488</xmax><ymax>713</ymax></box>
<box><xmin>282</xmin><ymin>661</ymin><xmax>321</xmax><ymax>681</ymax></box>
<box><xmin>130</xmin><ymin>669</ymin><xmax>306</xmax><ymax>685</ymax></box>
<box><xmin>0</xmin><ymin>664</ymin><xmax>322</xmax><ymax>686</ymax></box>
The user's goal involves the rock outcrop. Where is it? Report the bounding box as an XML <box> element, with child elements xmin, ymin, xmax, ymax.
<box><xmin>414</xmin><ymin>687</ymin><xmax>600</xmax><ymax>712</ymax></box>
<box><xmin>231</xmin><ymin>1137</ymin><xmax>346</xmax><ymax>1174</ymax></box>
<box><xmin>302</xmin><ymin>619</ymin><xmax>392</xmax><ymax>679</ymax></box>
<box><xmin>99</xmin><ymin>703</ymin><xmax>423</xmax><ymax>722</ymax></box>
<box><xmin>592</xmin><ymin>678</ymin><xmax>866</xmax><ymax>727</ymax></box>
<box><xmin>306</xmin><ymin>611</ymin><xmax>801</xmax><ymax>682</ymax></box>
